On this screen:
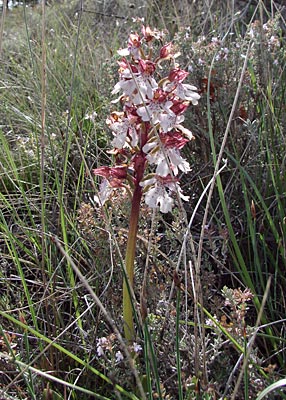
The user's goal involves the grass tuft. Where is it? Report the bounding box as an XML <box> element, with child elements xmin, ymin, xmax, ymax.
<box><xmin>0</xmin><ymin>1</ymin><xmax>285</xmax><ymax>398</ymax></box>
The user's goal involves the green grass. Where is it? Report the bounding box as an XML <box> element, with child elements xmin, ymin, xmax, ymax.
<box><xmin>0</xmin><ymin>0</ymin><xmax>285</xmax><ymax>399</ymax></box>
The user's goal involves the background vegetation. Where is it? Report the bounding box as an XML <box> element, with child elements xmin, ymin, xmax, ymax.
<box><xmin>0</xmin><ymin>0</ymin><xmax>285</xmax><ymax>399</ymax></box>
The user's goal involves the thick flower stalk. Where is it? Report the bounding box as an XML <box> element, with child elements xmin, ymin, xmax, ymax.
<box><xmin>93</xmin><ymin>26</ymin><xmax>200</xmax><ymax>341</ymax></box>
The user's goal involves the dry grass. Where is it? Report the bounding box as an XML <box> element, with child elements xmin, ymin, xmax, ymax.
<box><xmin>0</xmin><ymin>1</ymin><xmax>285</xmax><ymax>399</ymax></box>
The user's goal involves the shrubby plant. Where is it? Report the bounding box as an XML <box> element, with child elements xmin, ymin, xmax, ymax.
<box><xmin>173</xmin><ymin>16</ymin><xmax>284</xmax><ymax>165</ymax></box>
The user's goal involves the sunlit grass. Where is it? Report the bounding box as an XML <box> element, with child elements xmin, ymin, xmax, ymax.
<box><xmin>0</xmin><ymin>1</ymin><xmax>285</xmax><ymax>399</ymax></box>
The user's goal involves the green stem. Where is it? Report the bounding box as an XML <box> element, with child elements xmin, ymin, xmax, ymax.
<box><xmin>123</xmin><ymin>183</ymin><xmax>142</xmax><ymax>341</ymax></box>
<box><xmin>176</xmin><ymin>288</ymin><xmax>183</xmax><ymax>400</ymax></box>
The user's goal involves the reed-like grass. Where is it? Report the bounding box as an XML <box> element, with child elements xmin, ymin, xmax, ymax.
<box><xmin>0</xmin><ymin>1</ymin><xmax>285</xmax><ymax>399</ymax></box>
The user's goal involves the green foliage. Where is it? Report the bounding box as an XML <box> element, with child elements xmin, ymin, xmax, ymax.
<box><xmin>0</xmin><ymin>1</ymin><xmax>285</xmax><ymax>399</ymax></box>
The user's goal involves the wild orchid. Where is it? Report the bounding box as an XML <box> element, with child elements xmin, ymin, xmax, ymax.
<box><xmin>93</xmin><ymin>26</ymin><xmax>200</xmax><ymax>341</ymax></box>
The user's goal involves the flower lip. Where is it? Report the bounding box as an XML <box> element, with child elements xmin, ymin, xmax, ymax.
<box><xmin>140</xmin><ymin>174</ymin><xmax>189</xmax><ymax>213</ymax></box>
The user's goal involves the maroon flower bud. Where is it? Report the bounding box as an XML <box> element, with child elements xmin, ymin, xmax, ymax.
<box><xmin>159</xmin><ymin>42</ymin><xmax>173</xmax><ymax>59</ymax></box>
<box><xmin>160</xmin><ymin>131</ymin><xmax>189</xmax><ymax>149</ymax></box>
<box><xmin>93</xmin><ymin>166</ymin><xmax>127</xmax><ymax>180</ymax></box>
